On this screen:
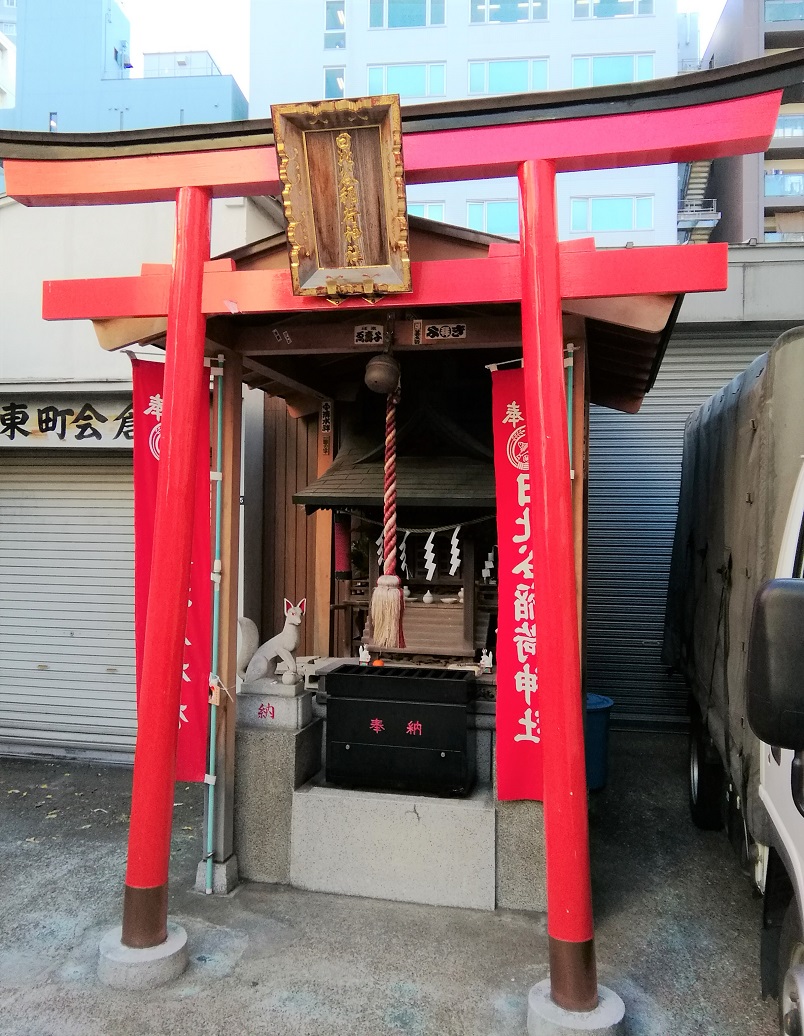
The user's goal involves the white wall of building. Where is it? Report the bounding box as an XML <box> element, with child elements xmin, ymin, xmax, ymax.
<box><xmin>250</xmin><ymin>0</ymin><xmax>680</xmax><ymax>244</ymax></box>
<box><xmin>0</xmin><ymin>30</ymin><xmax>14</xmax><ymax>108</ymax></box>
<box><xmin>0</xmin><ymin>196</ymin><xmax>278</xmax><ymax>387</ymax></box>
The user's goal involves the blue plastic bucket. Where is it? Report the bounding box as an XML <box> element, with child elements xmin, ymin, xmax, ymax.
<box><xmin>585</xmin><ymin>693</ymin><xmax>614</xmax><ymax>792</ymax></box>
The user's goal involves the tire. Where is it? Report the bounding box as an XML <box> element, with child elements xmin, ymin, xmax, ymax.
<box><xmin>778</xmin><ymin>901</ymin><xmax>804</xmax><ymax>1036</ymax></box>
<box><xmin>689</xmin><ymin>708</ymin><xmax>726</xmax><ymax>830</ymax></box>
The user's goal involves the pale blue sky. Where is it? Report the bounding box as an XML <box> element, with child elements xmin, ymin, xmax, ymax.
<box><xmin>119</xmin><ymin>0</ymin><xmax>729</xmax><ymax>102</ymax></box>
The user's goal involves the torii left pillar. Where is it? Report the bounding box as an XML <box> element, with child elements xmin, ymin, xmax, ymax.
<box><xmin>99</xmin><ymin>185</ymin><xmax>211</xmax><ymax>987</ymax></box>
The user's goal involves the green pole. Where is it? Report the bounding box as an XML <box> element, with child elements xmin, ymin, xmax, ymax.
<box><xmin>205</xmin><ymin>358</ymin><xmax>225</xmax><ymax>894</ymax></box>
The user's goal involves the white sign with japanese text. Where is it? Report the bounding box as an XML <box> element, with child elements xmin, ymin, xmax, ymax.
<box><xmin>0</xmin><ymin>395</ymin><xmax>133</xmax><ymax>448</ymax></box>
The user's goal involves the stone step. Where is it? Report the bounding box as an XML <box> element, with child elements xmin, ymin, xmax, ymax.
<box><xmin>290</xmin><ymin>779</ymin><xmax>496</xmax><ymax>910</ymax></box>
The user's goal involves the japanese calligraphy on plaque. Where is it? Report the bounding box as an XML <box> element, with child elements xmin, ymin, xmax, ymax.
<box><xmin>271</xmin><ymin>94</ymin><xmax>412</xmax><ymax>298</ymax></box>
<box><xmin>491</xmin><ymin>366</ymin><xmax>543</xmax><ymax>801</ymax></box>
<box><xmin>0</xmin><ymin>395</ymin><xmax>133</xmax><ymax>447</ymax></box>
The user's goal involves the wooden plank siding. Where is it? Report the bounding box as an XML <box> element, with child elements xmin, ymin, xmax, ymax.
<box><xmin>261</xmin><ymin>396</ymin><xmax>321</xmax><ymax>655</ymax></box>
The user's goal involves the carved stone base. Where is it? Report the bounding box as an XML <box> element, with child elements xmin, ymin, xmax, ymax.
<box><xmin>239</xmin><ymin>677</ymin><xmax>311</xmax><ymax>732</ymax></box>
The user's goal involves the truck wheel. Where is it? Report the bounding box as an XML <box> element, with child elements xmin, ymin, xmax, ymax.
<box><xmin>778</xmin><ymin>901</ymin><xmax>804</xmax><ymax>1036</ymax></box>
<box><xmin>689</xmin><ymin>711</ymin><xmax>725</xmax><ymax>830</ymax></box>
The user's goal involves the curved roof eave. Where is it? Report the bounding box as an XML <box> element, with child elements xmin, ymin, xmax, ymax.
<box><xmin>1</xmin><ymin>50</ymin><xmax>803</xmax><ymax>162</ymax></box>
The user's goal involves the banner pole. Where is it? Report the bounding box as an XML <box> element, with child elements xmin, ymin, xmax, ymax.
<box><xmin>205</xmin><ymin>359</ymin><xmax>225</xmax><ymax>894</ymax></box>
<box><xmin>518</xmin><ymin>159</ymin><xmax>598</xmax><ymax>1011</ymax></box>
<box><xmin>122</xmin><ymin>185</ymin><xmax>211</xmax><ymax>948</ymax></box>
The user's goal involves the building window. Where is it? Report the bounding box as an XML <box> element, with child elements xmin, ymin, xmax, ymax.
<box><xmin>0</xmin><ymin>20</ymin><xmax>15</xmax><ymax>34</ymax></box>
<box><xmin>4</xmin><ymin>0</ymin><xmax>16</xmax><ymax>7</ymax></box>
<box><xmin>325</xmin><ymin>0</ymin><xmax>346</xmax><ymax>49</ymax></box>
<box><xmin>572</xmin><ymin>53</ymin><xmax>654</xmax><ymax>87</ymax></box>
<box><xmin>467</xmin><ymin>200</ymin><xmax>519</xmax><ymax>236</ymax></box>
<box><xmin>471</xmin><ymin>0</ymin><xmax>547</xmax><ymax>23</ymax></box>
<box><xmin>774</xmin><ymin>114</ymin><xmax>804</xmax><ymax>138</ymax></box>
<box><xmin>370</xmin><ymin>0</ymin><xmax>445</xmax><ymax>27</ymax></box>
<box><xmin>765</xmin><ymin>1</ymin><xmax>804</xmax><ymax>23</ymax></box>
<box><xmin>325</xmin><ymin>67</ymin><xmax>346</xmax><ymax>99</ymax></box>
<box><xmin>408</xmin><ymin>202</ymin><xmax>446</xmax><ymax>221</ymax></box>
<box><xmin>573</xmin><ymin>0</ymin><xmax>653</xmax><ymax>17</ymax></box>
<box><xmin>468</xmin><ymin>59</ymin><xmax>548</xmax><ymax>95</ymax></box>
<box><xmin>764</xmin><ymin>172</ymin><xmax>804</xmax><ymax>197</ymax></box>
<box><xmin>569</xmin><ymin>195</ymin><xmax>654</xmax><ymax>233</ymax></box>
<box><xmin>368</xmin><ymin>63</ymin><xmax>446</xmax><ymax>98</ymax></box>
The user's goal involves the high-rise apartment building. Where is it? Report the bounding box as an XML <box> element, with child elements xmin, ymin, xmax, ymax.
<box><xmin>250</xmin><ymin>0</ymin><xmax>684</xmax><ymax>245</ymax></box>
<box><xmin>0</xmin><ymin>0</ymin><xmax>16</xmax><ymax>45</ymax></box>
<box><xmin>704</xmin><ymin>0</ymin><xmax>804</xmax><ymax>242</ymax></box>
<box><xmin>0</xmin><ymin>0</ymin><xmax>247</xmax><ymax>133</ymax></box>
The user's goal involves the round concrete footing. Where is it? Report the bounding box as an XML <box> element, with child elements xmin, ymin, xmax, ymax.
<box><xmin>98</xmin><ymin>922</ymin><xmax>189</xmax><ymax>990</ymax></box>
<box><xmin>527</xmin><ymin>981</ymin><xmax>625</xmax><ymax>1035</ymax></box>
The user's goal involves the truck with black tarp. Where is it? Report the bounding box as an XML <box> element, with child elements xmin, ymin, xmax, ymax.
<box><xmin>664</xmin><ymin>327</ymin><xmax>804</xmax><ymax>1031</ymax></box>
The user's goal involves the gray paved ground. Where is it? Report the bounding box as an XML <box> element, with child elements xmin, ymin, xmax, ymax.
<box><xmin>0</xmin><ymin>732</ymin><xmax>777</xmax><ymax>1036</ymax></box>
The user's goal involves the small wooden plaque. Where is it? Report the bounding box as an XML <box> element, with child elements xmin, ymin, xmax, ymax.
<box><xmin>271</xmin><ymin>95</ymin><xmax>412</xmax><ymax>298</ymax></box>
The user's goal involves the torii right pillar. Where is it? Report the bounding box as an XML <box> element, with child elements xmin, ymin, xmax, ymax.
<box><xmin>519</xmin><ymin>158</ymin><xmax>624</xmax><ymax>1035</ymax></box>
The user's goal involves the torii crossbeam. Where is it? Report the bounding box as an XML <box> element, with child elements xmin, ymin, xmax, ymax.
<box><xmin>3</xmin><ymin>50</ymin><xmax>803</xmax><ymax>1022</ymax></box>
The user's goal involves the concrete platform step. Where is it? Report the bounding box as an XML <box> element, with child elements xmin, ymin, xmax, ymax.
<box><xmin>290</xmin><ymin>778</ymin><xmax>495</xmax><ymax>910</ymax></box>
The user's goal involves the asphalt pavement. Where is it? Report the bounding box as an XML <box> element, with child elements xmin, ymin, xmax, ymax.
<box><xmin>0</xmin><ymin>732</ymin><xmax>778</xmax><ymax>1036</ymax></box>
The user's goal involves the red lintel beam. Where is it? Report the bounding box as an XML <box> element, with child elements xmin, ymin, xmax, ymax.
<box><xmin>7</xmin><ymin>93</ymin><xmax>780</xmax><ymax>207</ymax></box>
<box><xmin>42</xmin><ymin>244</ymin><xmax>727</xmax><ymax>322</ymax></box>
<box><xmin>403</xmin><ymin>91</ymin><xmax>781</xmax><ymax>183</ymax></box>
<box><xmin>5</xmin><ymin>146</ymin><xmax>280</xmax><ymax>207</ymax></box>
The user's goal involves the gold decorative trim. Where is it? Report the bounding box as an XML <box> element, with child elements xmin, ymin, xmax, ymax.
<box><xmin>335</xmin><ymin>132</ymin><xmax>364</xmax><ymax>267</ymax></box>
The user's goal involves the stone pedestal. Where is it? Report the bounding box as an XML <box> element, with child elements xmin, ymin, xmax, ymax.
<box><xmin>234</xmin><ymin>676</ymin><xmax>322</xmax><ymax>884</ymax></box>
<box><xmin>98</xmin><ymin>923</ymin><xmax>188</xmax><ymax>990</ymax></box>
<box><xmin>493</xmin><ymin>735</ymin><xmax>548</xmax><ymax>911</ymax></box>
<box><xmin>238</xmin><ymin>675</ymin><xmax>314</xmax><ymax>730</ymax></box>
<box><xmin>291</xmin><ymin>780</ymin><xmax>496</xmax><ymax>909</ymax></box>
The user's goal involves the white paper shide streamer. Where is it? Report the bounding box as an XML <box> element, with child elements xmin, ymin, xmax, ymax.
<box><xmin>399</xmin><ymin>530</ymin><xmax>410</xmax><ymax>577</ymax></box>
<box><xmin>423</xmin><ymin>531</ymin><xmax>437</xmax><ymax>581</ymax></box>
<box><xmin>449</xmin><ymin>526</ymin><xmax>461</xmax><ymax>576</ymax></box>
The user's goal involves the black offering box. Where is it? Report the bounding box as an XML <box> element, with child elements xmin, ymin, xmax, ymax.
<box><xmin>323</xmin><ymin>664</ymin><xmax>477</xmax><ymax>796</ymax></box>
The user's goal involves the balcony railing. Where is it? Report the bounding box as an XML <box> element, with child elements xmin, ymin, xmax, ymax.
<box><xmin>678</xmin><ymin>199</ymin><xmax>719</xmax><ymax>216</ymax></box>
<box><xmin>774</xmin><ymin>115</ymin><xmax>804</xmax><ymax>138</ymax></box>
<box><xmin>765</xmin><ymin>231</ymin><xmax>804</xmax><ymax>241</ymax></box>
<box><xmin>765</xmin><ymin>0</ymin><xmax>804</xmax><ymax>21</ymax></box>
<box><xmin>765</xmin><ymin>172</ymin><xmax>804</xmax><ymax>196</ymax></box>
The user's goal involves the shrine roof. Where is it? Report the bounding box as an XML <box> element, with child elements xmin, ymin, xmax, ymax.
<box><xmin>1</xmin><ymin>51</ymin><xmax>803</xmax><ymax>162</ymax></box>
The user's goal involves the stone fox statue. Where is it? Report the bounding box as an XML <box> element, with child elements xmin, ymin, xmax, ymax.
<box><xmin>237</xmin><ymin>599</ymin><xmax>306</xmax><ymax>683</ymax></box>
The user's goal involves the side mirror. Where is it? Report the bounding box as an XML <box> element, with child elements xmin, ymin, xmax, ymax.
<box><xmin>747</xmin><ymin>579</ymin><xmax>804</xmax><ymax>750</ymax></box>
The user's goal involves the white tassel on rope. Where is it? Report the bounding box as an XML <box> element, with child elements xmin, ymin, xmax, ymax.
<box><xmin>371</xmin><ymin>572</ymin><xmax>403</xmax><ymax>648</ymax></box>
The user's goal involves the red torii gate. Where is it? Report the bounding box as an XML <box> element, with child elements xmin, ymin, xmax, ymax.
<box><xmin>2</xmin><ymin>53</ymin><xmax>799</xmax><ymax>1020</ymax></box>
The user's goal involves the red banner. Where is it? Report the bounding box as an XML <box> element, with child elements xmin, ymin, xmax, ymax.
<box><xmin>131</xmin><ymin>356</ymin><xmax>211</xmax><ymax>782</ymax></box>
<box><xmin>491</xmin><ymin>366</ymin><xmax>543</xmax><ymax>800</ymax></box>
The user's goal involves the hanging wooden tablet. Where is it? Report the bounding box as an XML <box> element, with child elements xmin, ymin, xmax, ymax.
<box><xmin>271</xmin><ymin>94</ymin><xmax>412</xmax><ymax>298</ymax></box>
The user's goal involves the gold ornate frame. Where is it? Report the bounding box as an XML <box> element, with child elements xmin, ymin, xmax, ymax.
<box><xmin>271</xmin><ymin>95</ymin><xmax>412</xmax><ymax>297</ymax></box>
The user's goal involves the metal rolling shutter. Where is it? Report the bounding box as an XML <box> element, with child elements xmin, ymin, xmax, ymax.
<box><xmin>586</xmin><ymin>330</ymin><xmax>778</xmax><ymax>729</ymax></box>
<box><xmin>0</xmin><ymin>452</ymin><xmax>137</xmax><ymax>759</ymax></box>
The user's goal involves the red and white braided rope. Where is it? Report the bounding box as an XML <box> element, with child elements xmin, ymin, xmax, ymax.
<box><xmin>382</xmin><ymin>391</ymin><xmax>398</xmax><ymax>576</ymax></box>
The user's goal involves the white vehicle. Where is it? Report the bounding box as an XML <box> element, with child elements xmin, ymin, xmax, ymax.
<box><xmin>664</xmin><ymin>327</ymin><xmax>804</xmax><ymax>1035</ymax></box>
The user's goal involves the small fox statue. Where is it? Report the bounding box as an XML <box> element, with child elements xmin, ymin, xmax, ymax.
<box><xmin>238</xmin><ymin>599</ymin><xmax>306</xmax><ymax>684</ymax></box>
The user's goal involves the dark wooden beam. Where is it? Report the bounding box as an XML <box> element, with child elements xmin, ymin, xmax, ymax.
<box><xmin>239</xmin><ymin>355</ymin><xmax>332</xmax><ymax>401</ymax></box>
<box><xmin>236</xmin><ymin>313</ymin><xmax>523</xmax><ymax>356</ymax></box>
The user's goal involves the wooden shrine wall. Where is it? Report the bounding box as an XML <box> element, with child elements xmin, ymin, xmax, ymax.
<box><xmin>261</xmin><ymin>395</ymin><xmax>320</xmax><ymax>656</ymax></box>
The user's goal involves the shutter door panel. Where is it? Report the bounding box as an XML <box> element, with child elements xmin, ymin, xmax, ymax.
<box><xmin>586</xmin><ymin>331</ymin><xmax>778</xmax><ymax>729</ymax></box>
<box><xmin>0</xmin><ymin>453</ymin><xmax>137</xmax><ymax>759</ymax></box>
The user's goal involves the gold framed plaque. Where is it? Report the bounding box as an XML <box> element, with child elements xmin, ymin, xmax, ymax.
<box><xmin>271</xmin><ymin>95</ymin><xmax>412</xmax><ymax>297</ymax></box>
